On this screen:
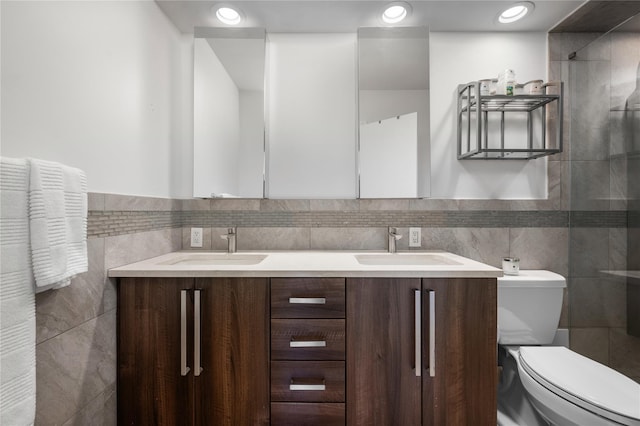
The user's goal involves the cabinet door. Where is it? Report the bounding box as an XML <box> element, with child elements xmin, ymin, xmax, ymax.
<box><xmin>422</xmin><ymin>278</ymin><xmax>497</xmax><ymax>426</ymax></box>
<box><xmin>346</xmin><ymin>278</ymin><xmax>422</xmax><ymax>426</ymax></box>
<box><xmin>118</xmin><ymin>277</ymin><xmax>194</xmax><ymax>426</ymax></box>
<box><xmin>194</xmin><ymin>277</ymin><xmax>270</xmax><ymax>426</ymax></box>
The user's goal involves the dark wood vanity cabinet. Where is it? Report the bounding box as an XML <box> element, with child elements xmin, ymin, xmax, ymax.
<box><xmin>346</xmin><ymin>277</ymin><xmax>497</xmax><ymax>426</ymax></box>
<box><xmin>118</xmin><ymin>275</ymin><xmax>496</xmax><ymax>426</ymax></box>
<box><xmin>117</xmin><ymin>277</ymin><xmax>270</xmax><ymax>426</ymax></box>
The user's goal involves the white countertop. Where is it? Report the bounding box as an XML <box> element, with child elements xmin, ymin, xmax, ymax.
<box><xmin>108</xmin><ymin>250</ymin><xmax>502</xmax><ymax>279</ymax></box>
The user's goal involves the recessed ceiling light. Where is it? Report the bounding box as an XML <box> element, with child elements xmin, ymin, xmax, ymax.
<box><xmin>382</xmin><ymin>2</ymin><xmax>412</xmax><ymax>24</ymax></box>
<box><xmin>498</xmin><ymin>2</ymin><xmax>534</xmax><ymax>24</ymax></box>
<box><xmin>214</xmin><ymin>5</ymin><xmax>242</xmax><ymax>25</ymax></box>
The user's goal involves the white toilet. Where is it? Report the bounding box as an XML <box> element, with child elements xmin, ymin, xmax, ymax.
<box><xmin>498</xmin><ymin>270</ymin><xmax>640</xmax><ymax>426</ymax></box>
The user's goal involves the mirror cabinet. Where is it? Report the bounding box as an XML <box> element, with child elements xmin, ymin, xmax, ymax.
<box><xmin>358</xmin><ymin>27</ymin><xmax>430</xmax><ymax>198</ymax></box>
<box><xmin>193</xmin><ymin>27</ymin><xmax>266</xmax><ymax>198</ymax></box>
<box><xmin>192</xmin><ymin>27</ymin><xmax>429</xmax><ymax>199</ymax></box>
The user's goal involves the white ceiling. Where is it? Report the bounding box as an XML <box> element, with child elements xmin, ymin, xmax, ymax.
<box><xmin>156</xmin><ymin>0</ymin><xmax>586</xmax><ymax>34</ymax></box>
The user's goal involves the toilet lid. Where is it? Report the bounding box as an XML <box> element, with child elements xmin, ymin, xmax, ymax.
<box><xmin>519</xmin><ymin>346</ymin><xmax>640</xmax><ymax>422</ymax></box>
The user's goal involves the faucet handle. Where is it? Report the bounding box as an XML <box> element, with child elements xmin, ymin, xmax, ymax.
<box><xmin>388</xmin><ymin>227</ymin><xmax>402</xmax><ymax>240</ymax></box>
<box><xmin>221</xmin><ymin>227</ymin><xmax>236</xmax><ymax>240</ymax></box>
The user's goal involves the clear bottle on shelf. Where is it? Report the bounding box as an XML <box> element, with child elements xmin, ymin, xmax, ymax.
<box><xmin>498</xmin><ymin>69</ymin><xmax>516</xmax><ymax>95</ymax></box>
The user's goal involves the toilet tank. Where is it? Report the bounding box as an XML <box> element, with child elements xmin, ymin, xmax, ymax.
<box><xmin>498</xmin><ymin>270</ymin><xmax>566</xmax><ymax>345</ymax></box>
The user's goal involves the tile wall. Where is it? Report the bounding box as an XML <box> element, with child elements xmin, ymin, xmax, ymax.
<box><xmin>179</xmin><ymin>197</ymin><xmax>572</xmax><ymax>327</ymax></box>
<box><xmin>34</xmin><ymin>194</ymin><xmax>182</xmax><ymax>425</ymax></box>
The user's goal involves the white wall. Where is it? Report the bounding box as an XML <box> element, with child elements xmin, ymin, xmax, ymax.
<box><xmin>1</xmin><ymin>1</ymin><xmax>193</xmax><ymax>198</ymax></box>
<box><xmin>193</xmin><ymin>38</ymin><xmax>240</xmax><ymax>198</ymax></box>
<box><xmin>267</xmin><ymin>33</ymin><xmax>357</xmax><ymax>199</ymax></box>
<box><xmin>430</xmin><ymin>32</ymin><xmax>548</xmax><ymax>199</ymax></box>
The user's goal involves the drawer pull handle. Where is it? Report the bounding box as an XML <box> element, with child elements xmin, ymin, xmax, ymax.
<box><xmin>289</xmin><ymin>297</ymin><xmax>326</xmax><ymax>304</ymax></box>
<box><xmin>180</xmin><ymin>290</ymin><xmax>190</xmax><ymax>376</ymax></box>
<box><xmin>289</xmin><ymin>378</ymin><xmax>326</xmax><ymax>391</ymax></box>
<box><xmin>289</xmin><ymin>338</ymin><xmax>327</xmax><ymax>348</ymax></box>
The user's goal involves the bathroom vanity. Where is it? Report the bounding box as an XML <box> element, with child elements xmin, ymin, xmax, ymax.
<box><xmin>109</xmin><ymin>251</ymin><xmax>500</xmax><ymax>426</ymax></box>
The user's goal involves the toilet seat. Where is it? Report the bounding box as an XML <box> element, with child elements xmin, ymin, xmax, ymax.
<box><xmin>518</xmin><ymin>346</ymin><xmax>640</xmax><ymax>425</ymax></box>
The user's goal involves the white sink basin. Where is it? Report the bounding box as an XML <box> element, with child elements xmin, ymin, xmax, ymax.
<box><xmin>355</xmin><ymin>253</ymin><xmax>462</xmax><ymax>266</ymax></box>
<box><xmin>160</xmin><ymin>253</ymin><xmax>267</xmax><ymax>266</ymax></box>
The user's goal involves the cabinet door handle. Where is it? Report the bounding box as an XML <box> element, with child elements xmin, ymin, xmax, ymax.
<box><xmin>289</xmin><ymin>338</ymin><xmax>327</xmax><ymax>348</ymax></box>
<box><xmin>414</xmin><ymin>289</ymin><xmax>421</xmax><ymax>377</ymax></box>
<box><xmin>289</xmin><ymin>297</ymin><xmax>326</xmax><ymax>304</ymax></box>
<box><xmin>428</xmin><ymin>290</ymin><xmax>436</xmax><ymax>377</ymax></box>
<box><xmin>289</xmin><ymin>378</ymin><xmax>326</xmax><ymax>391</ymax></box>
<box><xmin>194</xmin><ymin>289</ymin><xmax>203</xmax><ymax>377</ymax></box>
<box><xmin>180</xmin><ymin>290</ymin><xmax>190</xmax><ymax>376</ymax></box>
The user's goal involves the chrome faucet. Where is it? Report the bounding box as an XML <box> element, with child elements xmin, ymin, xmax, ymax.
<box><xmin>221</xmin><ymin>227</ymin><xmax>237</xmax><ymax>253</ymax></box>
<box><xmin>388</xmin><ymin>227</ymin><xmax>402</xmax><ymax>253</ymax></box>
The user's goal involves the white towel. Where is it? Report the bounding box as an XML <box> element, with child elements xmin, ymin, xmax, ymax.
<box><xmin>28</xmin><ymin>159</ymin><xmax>87</xmax><ymax>292</ymax></box>
<box><xmin>0</xmin><ymin>157</ymin><xmax>36</xmax><ymax>426</ymax></box>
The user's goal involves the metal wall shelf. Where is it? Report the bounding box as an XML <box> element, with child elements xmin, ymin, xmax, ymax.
<box><xmin>457</xmin><ymin>81</ymin><xmax>563</xmax><ymax>160</ymax></box>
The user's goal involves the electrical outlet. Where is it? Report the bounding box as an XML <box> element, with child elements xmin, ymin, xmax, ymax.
<box><xmin>409</xmin><ymin>227</ymin><xmax>421</xmax><ymax>248</ymax></box>
<box><xmin>190</xmin><ymin>227</ymin><xmax>203</xmax><ymax>248</ymax></box>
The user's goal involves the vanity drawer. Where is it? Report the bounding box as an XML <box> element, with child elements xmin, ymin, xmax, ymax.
<box><xmin>271</xmin><ymin>319</ymin><xmax>345</xmax><ymax>361</ymax></box>
<box><xmin>271</xmin><ymin>361</ymin><xmax>345</xmax><ymax>402</ymax></box>
<box><xmin>271</xmin><ymin>403</ymin><xmax>345</xmax><ymax>426</ymax></box>
<box><xmin>271</xmin><ymin>278</ymin><xmax>345</xmax><ymax>318</ymax></box>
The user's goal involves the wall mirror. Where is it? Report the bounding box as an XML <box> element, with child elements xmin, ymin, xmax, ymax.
<box><xmin>358</xmin><ymin>27</ymin><xmax>430</xmax><ymax>198</ymax></box>
<box><xmin>266</xmin><ymin>33</ymin><xmax>357</xmax><ymax>199</ymax></box>
<box><xmin>193</xmin><ymin>27</ymin><xmax>266</xmax><ymax>198</ymax></box>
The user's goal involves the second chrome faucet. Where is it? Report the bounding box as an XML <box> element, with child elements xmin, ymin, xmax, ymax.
<box><xmin>388</xmin><ymin>227</ymin><xmax>402</xmax><ymax>253</ymax></box>
<box><xmin>221</xmin><ymin>227</ymin><xmax>237</xmax><ymax>253</ymax></box>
